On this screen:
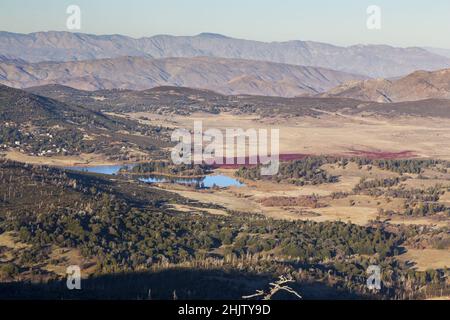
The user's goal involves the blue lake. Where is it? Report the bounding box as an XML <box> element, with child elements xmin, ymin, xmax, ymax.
<box><xmin>66</xmin><ymin>165</ymin><xmax>244</xmax><ymax>188</ymax></box>
<box><xmin>139</xmin><ymin>174</ymin><xmax>245</xmax><ymax>188</ymax></box>
<box><xmin>66</xmin><ymin>165</ymin><xmax>132</xmax><ymax>175</ymax></box>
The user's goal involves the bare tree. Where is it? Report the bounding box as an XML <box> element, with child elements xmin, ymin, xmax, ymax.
<box><xmin>242</xmin><ymin>275</ymin><xmax>302</xmax><ymax>300</ymax></box>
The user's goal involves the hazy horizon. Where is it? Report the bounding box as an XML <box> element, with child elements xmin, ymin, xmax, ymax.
<box><xmin>1</xmin><ymin>29</ymin><xmax>450</xmax><ymax>51</ymax></box>
<box><xmin>1</xmin><ymin>0</ymin><xmax>450</xmax><ymax>49</ymax></box>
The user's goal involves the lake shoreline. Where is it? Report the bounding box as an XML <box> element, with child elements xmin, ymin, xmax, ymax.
<box><xmin>65</xmin><ymin>164</ymin><xmax>245</xmax><ymax>188</ymax></box>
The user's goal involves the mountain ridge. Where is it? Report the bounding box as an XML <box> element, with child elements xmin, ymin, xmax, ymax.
<box><xmin>1</xmin><ymin>31</ymin><xmax>449</xmax><ymax>78</ymax></box>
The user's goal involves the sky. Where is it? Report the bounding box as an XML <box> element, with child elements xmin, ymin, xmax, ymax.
<box><xmin>0</xmin><ymin>0</ymin><xmax>449</xmax><ymax>48</ymax></box>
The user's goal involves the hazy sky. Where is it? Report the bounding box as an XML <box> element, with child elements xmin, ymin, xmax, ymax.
<box><xmin>1</xmin><ymin>0</ymin><xmax>449</xmax><ymax>48</ymax></box>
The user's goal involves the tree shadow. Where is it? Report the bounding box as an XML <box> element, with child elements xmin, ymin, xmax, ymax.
<box><xmin>0</xmin><ymin>268</ymin><xmax>368</xmax><ymax>300</ymax></box>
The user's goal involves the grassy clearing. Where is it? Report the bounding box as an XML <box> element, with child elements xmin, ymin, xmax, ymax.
<box><xmin>398</xmin><ymin>249</ymin><xmax>450</xmax><ymax>271</ymax></box>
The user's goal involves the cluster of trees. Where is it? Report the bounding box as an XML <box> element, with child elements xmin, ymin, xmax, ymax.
<box><xmin>3</xmin><ymin>198</ymin><xmax>400</xmax><ymax>270</ymax></box>
<box><xmin>0</xmin><ymin>125</ymin><xmax>23</xmax><ymax>145</ymax></box>
<box><xmin>384</xmin><ymin>186</ymin><xmax>443</xmax><ymax>202</ymax></box>
<box><xmin>235</xmin><ymin>156</ymin><xmax>449</xmax><ymax>186</ymax></box>
<box><xmin>130</xmin><ymin>162</ymin><xmax>212</xmax><ymax>177</ymax></box>
<box><xmin>349</xmin><ymin>171</ymin><xmax>449</xmax><ymax>218</ymax></box>
<box><xmin>259</xmin><ymin>195</ymin><xmax>324</xmax><ymax>208</ymax></box>
<box><xmin>403</xmin><ymin>202</ymin><xmax>450</xmax><ymax>217</ymax></box>
<box><xmin>352</xmin><ymin>158</ymin><xmax>448</xmax><ymax>174</ymax></box>
<box><xmin>330</xmin><ymin>192</ymin><xmax>350</xmax><ymax>199</ymax></box>
<box><xmin>353</xmin><ymin>177</ymin><xmax>405</xmax><ymax>193</ymax></box>
<box><xmin>236</xmin><ymin>156</ymin><xmax>338</xmax><ymax>185</ymax></box>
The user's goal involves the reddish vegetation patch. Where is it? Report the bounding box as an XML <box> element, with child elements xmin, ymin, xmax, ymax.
<box><xmin>278</xmin><ymin>154</ymin><xmax>310</xmax><ymax>161</ymax></box>
<box><xmin>345</xmin><ymin>149</ymin><xmax>416</xmax><ymax>160</ymax></box>
<box><xmin>208</xmin><ymin>150</ymin><xmax>416</xmax><ymax>169</ymax></box>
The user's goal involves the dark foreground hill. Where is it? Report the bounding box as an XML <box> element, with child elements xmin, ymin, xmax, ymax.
<box><xmin>0</xmin><ymin>159</ymin><xmax>446</xmax><ymax>299</ymax></box>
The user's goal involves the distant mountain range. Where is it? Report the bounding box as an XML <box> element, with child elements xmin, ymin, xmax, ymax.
<box><xmin>321</xmin><ymin>68</ymin><xmax>450</xmax><ymax>102</ymax></box>
<box><xmin>1</xmin><ymin>31</ymin><xmax>449</xmax><ymax>78</ymax></box>
<box><xmin>0</xmin><ymin>56</ymin><xmax>366</xmax><ymax>97</ymax></box>
<box><xmin>2</xmin><ymin>31</ymin><xmax>450</xmax><ymax>100</ymax></box>
<box><xmin>423</xmin><ymin>47</ymin><xmax>450</xmax><ymax>59</ymax></box>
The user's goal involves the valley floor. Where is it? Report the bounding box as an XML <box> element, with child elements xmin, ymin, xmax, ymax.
<box><xmin>2</xmin><ymin>111</ymin><xmax>450</xmax><ymax>288</ymax></box>
<box><xmin>128</xmin><ymin>111</ymin><xmax>450</xmax><ymax>160</ymax></box>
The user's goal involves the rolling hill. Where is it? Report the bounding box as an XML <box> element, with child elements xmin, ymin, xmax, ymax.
<box><xmin>26</xmin><ymin>83</ymin><xmax>450</xmax><ymax>119</ymax></box>
<box><xmin>321</xmin><ymin>68</ymin><xmax>450</xmax><ymax>103</ymax></box>
<box><xmin>0</xmin><ymin>84</ymin><xmax>169</xmax><ymax>158</ymax></box>
<box><xmin>0</xmin><ymin>56</ymin><xmax>366</xmax><ymax>97</ymax></box>
<box><xmin>24</xmin><ymin>83</ymin><xmax>367</xmax><ymax>116</ymax></box>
